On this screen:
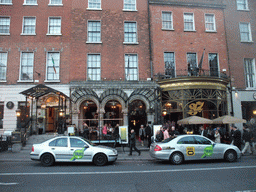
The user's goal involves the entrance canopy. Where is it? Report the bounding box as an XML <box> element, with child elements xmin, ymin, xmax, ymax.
<box><xmin>20</xmin><ymin>84</ymin><xmax>69</xmax><ymax>99</ymax></box>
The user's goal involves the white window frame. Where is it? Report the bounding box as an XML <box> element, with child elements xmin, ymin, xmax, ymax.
<box><xmin>187</xmin><ymin>53</ymin><xmax>198</xmax><ymax>76</ymax></box>
<box><xmin>124</xmin><ymin>21</ymin><xmax>138</xmax><ymax>44</ymax></box>
<box><xmin>0</xmin><ymin>17</ymin><xmax>10</xmax><ymax>35</ymax></box>
<box><xmin>125</xmin><ymin>54</ymin><xmax>138</xmax><ymax>81</ymax></box>
<box><xmin>87</xmin><ymin>20</ymin><xmax>101</xmax><ymax>43</ymax></box>
<box><xmin>239</xmin><ymin>22</ymin><xmax>252</xmax><ymax>42</ymax></box>
<box><xmin>18</xmin><ymin>52</ymin><xmax>34</xmax><ymax>82</ymax></box>
<box><xmin>87</xmin><ymin>54</ymin><xmax>101</xmax><ymax>81</ymax></box>
<box><xmin>23</xmin><ymin>0</ymin><xmax>37</xmax><ymax>5</ymax></box>
<box><xmin>162</xmin><ymin>11</ymin><xmax>173</xmax><ymax>30</ymax></box>
<box><xmin>48</xmin><ymin>0</ymin><xmax>63</xmax><ymax>6</ymax></box>
<box><xmin>47</xmin><ymin>17</ymin><xmax>62</xmax><ymax>35</ymax></box>
<box><xmin>21</xmin><ymin>17</ymin><xmax>36</xmax><ymax>35</ymax></box>
<box><xmin>0</xmin><ymin>52</ymin><xmax>8</xmax><ymax>82</ymax></box>
<box><xmin>244</xmin><ymin>58</ymin><xmax>256</xmax><ymax>89</ymax></box>
<box><xmin>45</xmin><ymin>52</ymin><xmax>60</xmax><ymax>82</ymax></box>
<box><xmin>236</xmin><ymin>0</ymin><xmax>249</xmax><ymax>11</ymax></box>
<box><xmin>208</xmin><ymin>53</ymin><xmax>220</xmax><ymax>77</ymax></box>
<box><xmin>0</xmin><ymin>0</ymin><xmax>12</xmax><ymax>5</ymax></box>
<box><xmin>87</xmin><ymin>0</ymin><xmax>101</xmax><ymax>10</ymax></box>
<box><xmin>164</xmin><ymin>52</ymin><xmax>175</xmax><ymax>78</ymax></box>
<box><xmin>123</xmin><ymin>0</ymin><xmax>137</xmax><ymax>11</ymax></box>
<box><xmin>205</xmin><ymin>14</ymin><xmax>216</xmax><ymax>32</ymax></box>
<box><xmin>184</xmin><ymin>13</ymin><xmax>195</xmax><ymax>31</ymax></box>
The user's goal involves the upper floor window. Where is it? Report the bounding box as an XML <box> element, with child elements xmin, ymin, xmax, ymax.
<box><xmin>24</xmin><ymin>0</ymin><xmax>37</xmax><ymax>5</ymax></box>
<box><xmin>237</xmin><ymin>0</ymin><xmax>249</xmax><ymax>10</ymax></box>
<box><xmin>125</xmin><ymin>54</ymin><xmax>138</xmax><ymax>81</ymax></box>
<box><xmin>0</xmin><ymin>52</ymin><xmax>7</xmax><ymax>81</ymax></box>
<box><xmin>244</xmin><ymin>58</ymin><xmax>255</xmax><ymax>88</ymax></box>
<box><xmin>48</xmin><ymin>17</ymin><xmax>61</xmax><ymax>35</ymax></box>
<box><xmin>20</xmin><ymin>52</ymin><xmax>34</xmax><ymax>81</ymax></box>
<box><xmin>0</xmin><ymin>0</ymin><xmax>12</xmax><ymax>4</ymax></box>
<box><xmin>205</xmin><ymin>14</ymin><xmax>216</xmax><ymax>32</ymax></box>
<box><xmin>22</xmin><ymin>17</ymin><xmax>36</xmax><ymax>35</ymax></box>
<box><xmin>162</xmin><ymin>12</ymin><xmax>173</xmax><ymax>30</ymax></box>
<box><xmin>49</xmin><ymin>0</ymin><xmax>62</xmax><ymax>5</ymax></box>
<box><xmin>124</xmin><ymin>21</ymin><xmax>137</xmax><ymax>43</ymax></box>
<box><xmin>87</xmin><ymin>54</ymin><xmax>101</xmax><ymax>81</ymax></box>
<box><xmin>209</xmin><ymin>53</ymin><xmax>219</xmax><ymax>77</ymax></box>
<box><xmin>88</xmin><ymin>0</ymin><xmax>101</xmax><ymax>9</ymax></box>
<box><xmin>87</xmin><ymin>21</ymin><xmax>101</xmax><ymax>43</ymax></box>
<box><xmin>239</xmin><ymin>22</ymin><xmax>252</xmax><ymax>42</ymax></box>
<box><xmin>164</xmin><ymin>52</ymin><xmax>175</xmax><ymax>78</ymax></box>
<box><xmin>123</xmin><ymin>0</ymin><xmax>136</xmax><ymax>11</ymax></box>
<box><xmin>187</xmin><ymin>53</ymin><xmax>197</xmax><ymax>76</ymax></box>
<box><xmin>46</xmin><ymin>52</ymin><xmax>60</xmax><ymax>81</ymax></box>
<box><xmin>0</xmin><ymin>17</ymin><xmax>10</xmax><ymax>34</ymax></box>
<box><xmin>184</xmin><ymin>13</ymin><xmax>195</xmax><ymax>31</ymax></box>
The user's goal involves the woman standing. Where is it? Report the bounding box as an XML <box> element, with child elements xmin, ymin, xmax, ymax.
<box><xmin>139</xmin><ymin>125</ymin><xmax>146</xmax><ymax>146</ymax></box>
<box><xmin>214</xmin><ymin>130</ymin><xmax>221</xmax><ymax>143</ymax></box>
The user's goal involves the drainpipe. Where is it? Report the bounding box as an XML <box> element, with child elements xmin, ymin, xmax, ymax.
<box><xmin>148</xmin><ymin>0</ymin><xmax>153</xmax><ymax>79</ymax></box>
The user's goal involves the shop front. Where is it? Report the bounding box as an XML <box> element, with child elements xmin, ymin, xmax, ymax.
<box><xmin>158</xmin><ymin>76</ymin><xmax>230</xmax><ymax>133</ymax></box>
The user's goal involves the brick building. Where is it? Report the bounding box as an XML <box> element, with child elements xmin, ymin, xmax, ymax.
<box><xmin>223</xmin><ymin>0</ymin><xmax>256</xmax><ymax>126</ymax></box>
<box><xmin>149</xmin><ymin>0</ymin><xmax>230</xmax><ymax>128</ymax></box>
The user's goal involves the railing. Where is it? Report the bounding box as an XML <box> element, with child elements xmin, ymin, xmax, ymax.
<box><xmin>155</xmin><ymin>69</ymin><xmax>229</xmax><ymax>80</ymax></box>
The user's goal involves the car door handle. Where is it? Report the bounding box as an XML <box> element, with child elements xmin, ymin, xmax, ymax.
<box><xmin>70</xmin><ymin>149</ymin><xmax>74</xmax><ymax>151</ymax></box>
<box><xmin>51</xmin><ymin>148</ymin><xmax>55</xmax><ymax>150</ymax></box>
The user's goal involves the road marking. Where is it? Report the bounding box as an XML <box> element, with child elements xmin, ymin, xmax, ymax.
<box><xmin>0</xmin><ymin>182</ymin><xmax>19</xmax><ymax>185</ymax></box>
<box><xmin>0</xmin><ymin>165</ymin><xmax>256</xmax><ymax>176</ymax></box>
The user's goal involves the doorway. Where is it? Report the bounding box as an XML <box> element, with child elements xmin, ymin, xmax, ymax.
<box><xmin>46</xmin><ymin>107</ymin><xmax>57</xmax><ymax>132</ymax></box>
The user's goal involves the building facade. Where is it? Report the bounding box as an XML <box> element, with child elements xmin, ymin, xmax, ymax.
<box><xmin>223</xmin><ymin>0</ymin><xmax>256</xmax><ymax>127</ymax></box>
<box><xmin>149</xmin><ymin>0</ymin><xmax>230</xmax><ymax>128</ymax></box>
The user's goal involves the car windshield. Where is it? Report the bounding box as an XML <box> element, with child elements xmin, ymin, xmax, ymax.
<box><xmin>161</xmin><ymin>137</ymin><xmax>175</xmax><ymax>143</ymax></box>
<box><xmin>82</xmin><ymin>138</ymin><xmax>97</xmax><ymax>146</ymax></box>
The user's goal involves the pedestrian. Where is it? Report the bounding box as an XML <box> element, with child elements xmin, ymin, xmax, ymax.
<box><xmin>251</xmin><ymin>126</ymin><xmax>256</xmax><ymax>154</ymax></box>
<box><xmin>159</xmin><ymin>126</ymin><xmax>164</xmax><ymax>141</ymax></box>
<box><xmin>214</xmin><ymin>129</ymin><xmax>221</xmax><ymax>143</ymax></box>
<box><xmin>170</xmin><ymin>126</ymin><xmax>179</xmax><ymax>138</ymax></box>
<box><xmin>163</xmin><ymin>127</ymin><xmax>170</xmax><ymax>140</ymax></box>
<box><xmin>242</xmin><ymin>125</ymin><xmax>252</xmax><ymax>155</ymax></box>
<box><xmin>145</xmin><ymin>123</ymin><xmax>152</xmax><ymax>148</ymax></box>
<box><xmin>199</xmin><ymin>126</ymin><xmax>208</xmax><ymax>137</ymax></box>
<box><xmin>129</xmin><ymin>129</ymin><xmax>141</xmax><ymax>156</ymax></box>
<box><xmin>139</xmin><ymin>125</ymin><xmax>146</xmax><ymax>146</ymax></box>
<box><xmin>113</xmin><ymin>124</ymin><xmax>120</xmax><ymax>148</ymax></box>
<box><xmin>231</xmin><ymin>126</ymin><xmax>242</xmax><ymax>150</ymax></box>
<box><xmin>155</xmin><ymin>130</ymin><xmax>162</xmax><ymax>142</ymax></box>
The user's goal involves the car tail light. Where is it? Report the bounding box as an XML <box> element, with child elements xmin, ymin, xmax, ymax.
<box><xmin>154</xmin><ymin>145</ymin><xmax>162</xmax><ymax>151</ymax></box>
<box><xmin>32</xmin><ymin>146</ymin><xmax>34</xmax><ymax>152</ymax></box>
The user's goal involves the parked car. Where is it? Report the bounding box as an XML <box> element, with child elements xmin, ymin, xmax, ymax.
<box><xmin>150</xmin><ymin>135</ymin><xmax>241</xmax><ymax>165</ymax></box>
<box><xmin>30</xmin><ymin>136</ymin><xmax>118</xmax><ymax>166</ymax></box>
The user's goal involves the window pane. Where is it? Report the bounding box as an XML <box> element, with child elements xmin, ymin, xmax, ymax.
<box><xmin>21</xmin><ymin>52</ymin><xmax>33</xmax><ymax>80</ymax></box>
<box><xmin>50</xmin><ymin>0</ymin><xmax>62</xmax><ymax>4</ymax></box>
<box><xmin>124</xmin><ymin>22</ymin><xmax>137</xmax><ymax>43</ymax></box>
<box><xmin>164</xmin><ymin>52</ymin><xmax>175</xmax><ymax>77</ymax></box>
<box><xmin>88</xmin><ymin>21</ymin><xmax>101</xmax><ymax>42</ymax></box>
<box><xmin>162</xmin><ymin>12</ymin><xmax>172</xmax><ymax>29</ymax></box>
<box><xmin>23</xmin><ymin>17</ymin><xmax>36</xmax><ymax>34</ymax></box>
<box><xmin>205</xmin><ymin>14</ymin><xmax>215</xmax><ymax>31</ymax></box>
<box><xmin>240</xmin><ymin>23</ymin><xmax>251</xmax><ymax>41</ymax></box>
<box><xmin>47</xmin><ymin>52</ymin><xmax>60</xmax><ymax>80</ymax></box>
<box><xmin>49</xmin><ymin>18</ymin><xmax>61</xmax><ymax>34</ymax></box>
<box><xmin>244</xmin><ymin>59</ymin><xmax>254</xmax><ymax>88</ymax></box>
<box><xmin>0</xmin><ymin>0</ymin><xmax>12</xmax><ymax>3</ymax></box>
<box><xmin>88</xmin><ymin>0</ymin><xmax>101</xmax><ymax>9</ymax></box>
<box><xmin>25</xmin><ymin>0</ymin><xmax>37</xmax><ymax>4</ymax></box>
<box><xmin>237</xmin><ymin>0</ymin><xmax>247</xmax><ymax>10</ymax></box>
<box><xmin>209</xmin><ymin>53</ymin><xmax>219</xmax><ymax>77</ymax></box>
<box><xmin>0</xmin><ymin>52</ymin><xmax>7</xmax><ymax>80</ymax></box>
<box><xmin>0</xmin><ymin>17</ymin><xmax>10</xmax><ymax>34</ymax></box>
<box><xmin>184</xmin><ymin>13</ymin><xmax>194</xmax><ymax>31</ymax></box>
<box><xmin>125</xmin><ymin>54</ymin><xmax>138</xmax><ymax>81</ymax></box>
<box><xmin>87</xmin><ymin>54</ymin><xmax>101</xmax><ymax>81</ymax></box>
<box><xmin>124</xmin><ymin>0</ymin><xmax>136</xmax><ymax>10</ymax></box>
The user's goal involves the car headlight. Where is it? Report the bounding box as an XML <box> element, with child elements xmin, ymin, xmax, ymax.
<box><xmin>112</xmin><ymin>149</ymin><xmax>117</xmax><ymax>155</ymax></box>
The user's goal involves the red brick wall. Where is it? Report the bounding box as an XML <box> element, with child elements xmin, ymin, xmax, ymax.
<box><xmin>149</xmin><ymin>4</ymin><xmax>229</xmax><ymax>76</ymax></box>
<box><xmin>0</xmin><ymin>0</ymin><xmax>72</xmax><ymax>84</ymax></box>
<box><xmin>70</xmin><ymin>0</ymin><xmax>151</xmax><ymax>81</ymax></box>
<box><xmin>223</xmin><ymin>0</ymin><xmax>256</xmax><ymax>89</ymax></box>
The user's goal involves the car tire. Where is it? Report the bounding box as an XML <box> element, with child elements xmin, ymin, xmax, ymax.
<box><xmin>93</xmin><ymin>153</ymin><xmax>107</xmax><ymax>166</ymax></box>
<box><xmin>41</xmin><ymin>153</ymin><xmax>54</xmax><ymax>166</ymax></box>
<box><xmin>224</xmin><ymin>150</ymin><xmax>237</xmax><ymax>162</ymax></box>
<box><xmin>170</xmin><ymin>152</ymin><xmax>184</xmax><ymax>165</ymax></box>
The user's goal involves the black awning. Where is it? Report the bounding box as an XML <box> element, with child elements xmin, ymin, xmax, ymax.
<box><xmin>20</xmin><ymin>84</ymin><xmax>69</xmax><ymax>99</ymax></box>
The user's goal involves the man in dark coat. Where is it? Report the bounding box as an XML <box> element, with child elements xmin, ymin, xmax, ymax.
<box><xmin>113</xmin><ymin>124</ymin><xmax>120</xmax><ymax>148</ymax></box>
<box><xmin>129</xmin><ymin>129</ymin><xmax>141</xmax><ymax>156</ymax></box>
<box><xmin>145</xmin><ymin>124</ymin><xmax>152</xmax><ymax>148</ymax></box>
<box><xmin>199</xmin><ymin>126</ymin><xmax>208</xmax><ymax>137</ymax></box>
<box><xmin>232</xmin><ymin>126</ymin><xmax>242</xmax><ymax>150</ymax></box>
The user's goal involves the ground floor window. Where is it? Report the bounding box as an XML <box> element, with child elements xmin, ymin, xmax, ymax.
<box><xmin>0</xmin><ymin>102</ymin><xmax>3</xmax><ymax>129</ymax></box>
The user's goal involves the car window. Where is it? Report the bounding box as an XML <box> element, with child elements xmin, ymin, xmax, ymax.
<box><xmin>161</xmin><ymin>137</ymin><xmax>175</xmax><ymax>143</ymax></box>
<box><xmin>49</xmin><ymin>138</ymin><xmax>68</xmax><ymax>147</ymax></box>
<box><xmin>177</xmin><ymin>136</ymin><xmax>196</xmax><ymax>144</ymax></box>
<box><xmin>194</xmin><ymin>136</ymin><xmax>212</xmax><ymax>145</ymax></box>
<box><xmin>70</xmin><ymin>138</ymin><xmax>87</xmax><ymax>148</ymax></box>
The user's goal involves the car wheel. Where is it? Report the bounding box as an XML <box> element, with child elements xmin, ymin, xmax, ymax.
<box><xmin>224</xmin><ymin>150</ymin><xmax>237</xmax><ymax>162</ymax></box>
<box><xmin>41</xmin><ymin>153</ymin><xmax>54</xmax><ymax>166</ymax></box>
<box><xmin>170</xmin><ymin>152</ymin><xmax>184</xmax><ymax>165</ymax></box>
<box><xmin>93</xmin><ymin>153</ymin><xmax>107</xmax><ymax>166</ymax></box>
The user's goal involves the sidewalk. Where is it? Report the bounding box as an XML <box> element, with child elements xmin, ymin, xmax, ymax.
<box><xmin>0</xmin><ymin>134</ymin><xmax>153</xmax><ymax>162</ymax></box>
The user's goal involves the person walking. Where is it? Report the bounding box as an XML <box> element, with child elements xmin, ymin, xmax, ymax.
<box><xmin>145</xmin><ymin>123</ymin><xmax>152</xmax><ymax>148</ymax></box>
<box><xmin>163</xmin><ymin>127</ymin><xmax>170</xmax><ymax>140</ymax></box>
<box><xmin>232</xmin><ymin>126</ymin><xmax>242</xmax><ymax>150</ymax></box>
<box><xmin>139</xmin><ymin>125</ymin><xmax>146</xmax><ymax>146</ymax></box>
<box><xmin>214</xmin><ymin>129</ymin><xmax>221</xmax><ymax>143</ymax></box>
<box><xmin>129</xmin><ymin>129</ymin><xmax>141</xmax><ymax>156</ymax></box>
<box><xmin>242</xmin><ymin>125</ymin><xmax>252</xmax><ymax>155</ymax></box>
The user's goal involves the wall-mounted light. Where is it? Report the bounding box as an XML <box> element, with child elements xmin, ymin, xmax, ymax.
<box><xmin>59</xmin><ymin>109</ymin><xmax>64</xmax><ymax>117</ymax></box>
<box><xmin>16</xmin><ymin>109</ymin><xmax>21</xmax><ymax>117</ymax></box>
<box><xmin>41</xmin><ymin>104</ymin><xmax>46</xmax><ymax>109</ymax></box>
<box><xmin>162</xmin><ymin>109</ymin><xmax>167</xmax><ymax>116</ymax></box>
<box><xmin>253</xmin><ymin>110</ymin><xmax>256</xmax><ymax>115</ymax></box>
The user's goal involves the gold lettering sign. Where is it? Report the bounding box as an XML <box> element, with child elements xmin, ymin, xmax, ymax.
<box><xmin>187</xmin><ymin>101</ymin><xmax>204</xmax><ymax>115</ymax></box>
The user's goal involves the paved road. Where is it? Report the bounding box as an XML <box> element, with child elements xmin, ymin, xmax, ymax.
<box><xmin>0</xmin><ymin>156</ymin><xmax>256</xmax><ymax>192</ymax></box>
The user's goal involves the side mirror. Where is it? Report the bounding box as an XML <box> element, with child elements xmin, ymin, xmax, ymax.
<box><xmin>84</xmin><ymin>145</ymin><xmax>89</xmax><ymax>148</ymax></box>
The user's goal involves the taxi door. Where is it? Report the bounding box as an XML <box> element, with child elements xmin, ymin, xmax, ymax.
<box><xmin>69</xmin><ymin>138</ymin><xmax>92</xmax><ymax>162</ymax></box>
<box><xmin>49</xmin><ymin>138</ymin><xmax>70</xmax><ymax>161</ymax></box>
<box><xmin>193</xmin><ymin>136</ymin><xmax>215</xmax><ymax>160</ymax></box>
<box><xmin>176</xmin><ymin>136</ymin><xmax>197</xmax><ymax>161</ymax></box>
